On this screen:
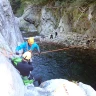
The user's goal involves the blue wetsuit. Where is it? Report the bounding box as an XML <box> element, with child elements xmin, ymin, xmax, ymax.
<box><xmin>16</xmin><ymin>42</ymin><xmax>40</xmax><ymax>53</ymax></box>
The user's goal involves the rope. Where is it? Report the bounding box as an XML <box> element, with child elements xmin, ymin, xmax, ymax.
<box><xmin>0</xmin><ymin>44</ymin><xmax>15</xmax><ymax>58</ymax></box>
<box><xmin>0</xmin><ymin>45</ymin><xmax>89</xmax><ymax>57</ymax></box>
<box><xmin>54</xmin><ymin>84</ymin><xmax>69</xmax><ymax>96</ymax></box>
<box><xmin>39</xmin><ymin>47</ymin><xmax>69</xmax><ymax>54</ymax></box>
<box><xmin>0</xmin><ymin>45</ymin><xmax>14</xmax><ymax>55</ymax></box>
<box><xmin>0</xmin><ymin>47</ymin><xmax>68</xmax><ymax>57</ymax></box>
<box><xmin>34</xmin><ymin>46</ymin><xmax>81</xmax><ymax>55</ymax></box>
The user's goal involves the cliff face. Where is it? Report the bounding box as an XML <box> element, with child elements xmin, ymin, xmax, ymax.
<box><xmin>0</xmin><ymin>1</ymin><xmax>96</xmax><ymax>96</ymax></box>
<box><xmin>0</xmin><ymin>0</ymin><xmax>23</xmax><ymax>52</ymax></box>
<box><xmin>0</xmin><ymin>55</ymin><xmax>24</xmax><ymax>96</ymax></box>
<box><xmin>17</xmin><ymin>1</ymin><xmax>96</xmax><ymax>48</ymax></box>
<box><xmin>0</xmin><ymin>0</ymin><xmax>24</xmax><ymax>96</ymax></box>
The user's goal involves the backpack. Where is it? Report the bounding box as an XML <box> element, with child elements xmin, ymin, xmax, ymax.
<box><xmin>11</xmin><ymin>57</ymin><xmax>22</xmax><ymax>66</ymax></box>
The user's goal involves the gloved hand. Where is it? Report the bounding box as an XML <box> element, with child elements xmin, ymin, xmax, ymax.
<box><xmin>16</xmin><ymin>51</ymin><xmax>19</xmax><ymax>55</ymax></box>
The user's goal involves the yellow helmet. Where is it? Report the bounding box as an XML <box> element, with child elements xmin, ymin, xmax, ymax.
<box><xmin>28</xmin><ymin>37</ymin><xmax>34</xmax><ymax>45</ymax></box>
<box><xmin>22</xmin><ymin>51</ymin><xmax>32</xmax><ymax>60</ymax></box>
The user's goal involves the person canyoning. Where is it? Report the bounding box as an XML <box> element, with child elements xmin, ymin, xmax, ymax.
<box><xmin>11</xmin><ymin>51</ymin><xmax>42</xmax><ymax>86</ymax></box>
<box><xmin>16</xmin><ymin>37</ymin><xmax>40</xmax><ymax>54</ymax></box>
<box><xmin>15</xmin><ymin>37</ymin><xmax>40</xmax><ymax>64</ymax></box>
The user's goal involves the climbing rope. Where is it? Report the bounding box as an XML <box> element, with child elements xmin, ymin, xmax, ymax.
<box><xmin>0</xmin><ymin>44</ymin><xmax>88</xmax><ymax>57</ymax></box>
<box><xmin>35</xmin><ymin>47</ymin><xmax>69</xmax><ymax>55</ymax></box>
<box><xmin>0</xmin><ymin>45</ymin><xmax>14</xmax><ymax>58</ymax></box>
<box><xmin>34</xmin><ymin>46</ymin><xmax>82</xmax><ymax>55</ymax></box>
<box><xmin>54</xmin><ymin>84</ymin><xmax>69</xmax><ymax>96</ymax></box>
<box><xmin>0</xmin><ymin>46</ymin><xmax>71</xmax><ymax>57</ymax></box>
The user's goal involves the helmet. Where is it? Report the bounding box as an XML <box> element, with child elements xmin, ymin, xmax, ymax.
<box><xmin>28</xmin><ymin>37</ymin><xmax>34</xmax><ymax>45</ymax></box>
<box><xmin>22</xmin><ymin>51</ymin><xmax>32</xmax><ymax>60</ymax></box>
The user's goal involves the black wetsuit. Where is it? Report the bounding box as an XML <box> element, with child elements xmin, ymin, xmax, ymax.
<box><xmin>11</xmin><ymin>59</ymin><xmax>42</xmax><ymax>85</ymax></box>
<box><xmin>13</xmin><ymin>60</ymin><xmax>33</xmax><ymax>76</ymax></box>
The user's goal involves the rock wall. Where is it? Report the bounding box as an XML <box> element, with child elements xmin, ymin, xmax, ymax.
<box><xmin>0</xmin><ymin>1</ymin><xmax>96</xmax><ymax>96</ymax></box>
<box><xmin>0</xmin><ymin>0</ymin><xmax>23</xmax><ymax>52</ymax></box>
<box><xmin>25</xmin><ymin>79</ymin><xmax>96</xmax><ymax>96</ymax></box>
<box><xmin>19</xmin><ymin>3</ymin><xmax>96</xmax><ymax>48</ymax></box>
<box><xmin>0</xmin><ymin>55</ymin><xmax>24</xmax><ymax>96</ymax></box>
<box><xmin>0</xmin><ymin>0</ymin><xmax>24</xmax><ymax>96</ymax></box>
<box><xmin>19</xmin><ymin>5</ymin><xmax>40</xmax><ymax>33</ymax></box>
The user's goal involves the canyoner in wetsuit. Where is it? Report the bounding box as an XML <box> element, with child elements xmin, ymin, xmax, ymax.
<box><xmin>15</xmin><ymin>37</ymin><xmax>40</xmax><ymax>64</ymax></box>
<box><xmin>11</xmin><ymin>51</ymin><xmax>34</xmax><ymax>85</ymax></box>
<box><xmin>15</xmin><ymin>37</ymin><xmax>40</xmax><ymax>54</ymax></box>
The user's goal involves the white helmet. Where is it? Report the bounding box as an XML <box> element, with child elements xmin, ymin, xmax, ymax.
<box><xmin>22</xmin><ymin>51</ymin><xmax>32</xmax><ymax>60</ymax></box>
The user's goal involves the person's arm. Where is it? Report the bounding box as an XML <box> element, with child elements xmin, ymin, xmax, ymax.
<box><xmin>36</xmin><ymin>44</ymin><xmax>40</xmax><ymax>53</ymax></box>
<box><xmin>15</xmin><ymin>42</ymin><xmax>26</xmax><ymax>53</ymax></box>
<box><xmin>31</xmin><ymin>43</ymin><xmax>40</xmax><ymax>53</ymax></box>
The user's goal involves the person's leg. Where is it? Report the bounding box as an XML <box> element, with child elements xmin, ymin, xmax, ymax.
<box><xmin>33</xmin><ymin>75</ymin><xmax>42</xmax><ymax>86</ymax></box>
<box><xmin>28</xmin><ymin>71</ymin><xmax>33</xmax><ymax>79</ymax></box>
<box><xmin>22</xmin><ymin>76</ymin><xmax>34</xmax><ymax>86</ymax></box>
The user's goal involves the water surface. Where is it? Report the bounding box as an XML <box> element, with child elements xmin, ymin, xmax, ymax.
<box><xmin>32</xmin><ymin>43</ymin><xmax>96</xmax><ymax>89</ymax></box>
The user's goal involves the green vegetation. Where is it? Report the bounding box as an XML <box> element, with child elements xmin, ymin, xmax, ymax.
<box><xmin>10</xmin><ymin>0</ymin><xmax>21</xmax><ymax>14</ymax></box>
<box><xmin>21</xmin><ymin>0</ymin><xmax>48</xmax><ymax>5</ymax></box>
<box><xmin>20</xmin><ymin>0</ymin><xmax>96</xmax><ymax>6</ymax></box>
<box><xmin>9</xmin><ymin>0</ymin><xmax>96</xmax><ymax>16</ymax></box>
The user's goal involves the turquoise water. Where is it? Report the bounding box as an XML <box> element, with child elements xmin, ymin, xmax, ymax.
<box><xmin>32</xmin><ymin>43</ymin><xmax>96</xmax><ymax>90</ymax></box>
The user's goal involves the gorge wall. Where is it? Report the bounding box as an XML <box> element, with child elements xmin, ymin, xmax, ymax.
<box><xmin>0</xmin><ymin>0</ymin><xmax>24</xmax><ymax>96</ymax></box>
<box><xmin>0</xmin><ymin>0</ymin><xmax>23</xmax><ymax>52</ymax></box>
<box><xmin>16</xmin><ymin>0</ymin><xmax>96</xmax><ymax>48</ymax></box>
<box><xmin>0</xmin><ymin>0</ymin><xmax>96</xmax><ymax>95</ymax></box>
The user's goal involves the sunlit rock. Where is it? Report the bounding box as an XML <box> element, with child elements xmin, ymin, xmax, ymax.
<box><xmin>0</xmin><ymin>55</ymin><xmax>24</xmax><ymax>96</ymax></box>
<box><xmin>0</xmin><ymin>0</ymin><xmax>23</xmax><ymax>51</ymax></box>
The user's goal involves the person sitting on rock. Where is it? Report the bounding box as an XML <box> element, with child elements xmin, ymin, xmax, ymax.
<box><xmin>11</xmin><ymin>51</ymin><xmax>42</xmax><ymax>86</ymax></box>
